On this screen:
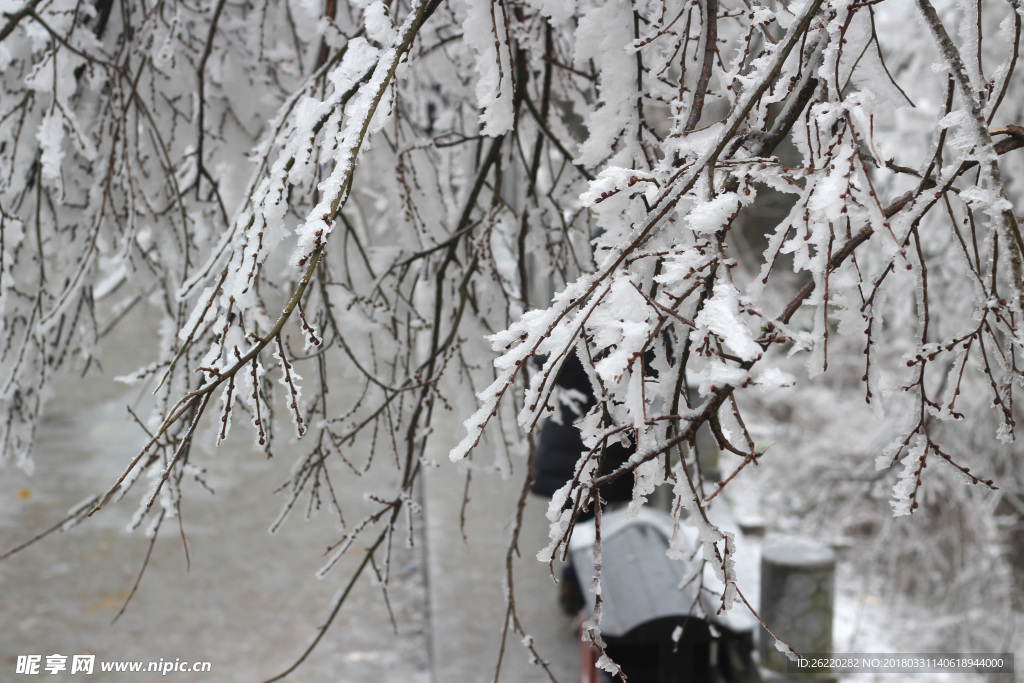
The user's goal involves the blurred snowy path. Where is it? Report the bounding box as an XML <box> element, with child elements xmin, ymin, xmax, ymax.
<box><xmin>0</xmin><ymin>307</ymin><xmax>576</xmax><ymax>682</ymax></box>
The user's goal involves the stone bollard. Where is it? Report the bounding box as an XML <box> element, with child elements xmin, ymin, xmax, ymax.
<box><xmin>759</xmin><ymin>537</ymin><xmax>836</xmax><ymax>681</ymax></box>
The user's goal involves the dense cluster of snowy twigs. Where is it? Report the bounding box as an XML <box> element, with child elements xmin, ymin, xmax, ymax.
<box><xmin>2</xmin><ymin>0</ymin><xmax>1024</xmax><ymax>676</ymax></box>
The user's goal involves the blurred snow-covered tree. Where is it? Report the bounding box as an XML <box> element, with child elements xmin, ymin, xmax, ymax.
<box><xmin>2</xmin><ymin>0</ymin><xmax>1023</xmax><ymax>676</ymax></box>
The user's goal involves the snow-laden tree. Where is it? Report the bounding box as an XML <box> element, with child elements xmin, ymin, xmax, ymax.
<box><xmin>2</xmin><ymin>0</ymin><xmax>1023</xmax><ymax>676</ymax></box>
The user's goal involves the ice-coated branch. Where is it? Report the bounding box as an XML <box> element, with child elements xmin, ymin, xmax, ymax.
<box><xmin>915</xmin><ymin>0</ymin><xmax>1024</xmax><ymax>313</ymax></box>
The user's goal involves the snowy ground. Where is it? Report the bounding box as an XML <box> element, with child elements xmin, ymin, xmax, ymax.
<box><xmin>0</xmin><ymin>306</ymin><xmax>578</xmax><ymax>682</ymax></box>
<box><xmin>729</xmin><ymin>476</ymin><xmax>1021</xmax><ymax>683</ymax></box>
<box><xmin>0</xmin><ymin>365</ymin><xmax>432</xmax><ymax>682</ymax></box>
